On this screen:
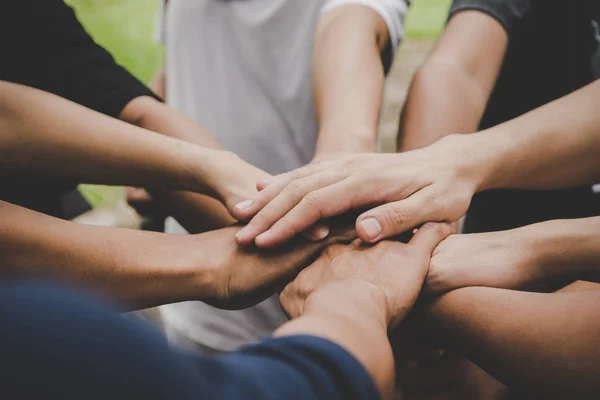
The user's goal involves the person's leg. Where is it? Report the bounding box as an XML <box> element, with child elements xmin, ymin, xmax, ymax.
<box><xmin>464</xmin><ymin>1</ymin><xmax>599</xmax><ymax>233</ymax></box>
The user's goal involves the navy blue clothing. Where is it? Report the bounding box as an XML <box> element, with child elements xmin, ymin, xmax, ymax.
<box><xmin>449</xmin><ymin>0</ymin><xmax>600</xmax><ymax>233</ymax></box>
<box><xmin>0</xmin><ymin>282</ymin><xmax>379</xmax><ymax>400</ymax></box>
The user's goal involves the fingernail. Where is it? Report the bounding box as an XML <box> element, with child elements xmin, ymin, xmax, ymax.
<box><xmin>360</xmin><ymin>218</ymin><xmax>382</xmax><ymax>240</ymax></box>
<box><xmin>308</xmin><ymin>225</ymin><xmax>329</xmax><ymax>241</ymax></box>
<box><xmin>235</xmin><ymin>226</ymin><xmax>252</xmax><ymax>242</ymax></box>
<box><xmin>234</xmin><ymin>199</ymin><xmax>254</xmax><ymax>213</ymax></box>
<box><xmin>255</xmin><ymin>230</ymin><xmax>274</xmax><ymax>246</ymax></box>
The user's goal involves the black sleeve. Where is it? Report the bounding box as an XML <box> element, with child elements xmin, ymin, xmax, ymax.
<box><xmin>0</xmin><ymin>0</ymin><xmax>161</xmax><ymax>119</ymax></box>
<box><xmin>448</xmin><ymin>0</ymin><xmax>532</xmax><ymax>38</ymax></box>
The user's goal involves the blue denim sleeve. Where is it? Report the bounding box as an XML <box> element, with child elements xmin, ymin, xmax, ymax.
<box><xmin>448</xmin><ymin>0</ymin><xmax>532</xmax><ymax>37</ymax></box>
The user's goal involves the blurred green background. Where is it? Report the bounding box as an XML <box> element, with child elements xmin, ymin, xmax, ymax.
<box><xmin>66</xmin><ymin>0</ymin><xmax>451</xmax><ymax>207</ymax></box>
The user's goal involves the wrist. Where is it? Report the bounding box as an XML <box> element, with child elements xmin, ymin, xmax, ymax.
<box><xmin>130</xmin><ymin>232</ymin><xmax>220</xmax><ymax>305</ymax></box>
<box><xmin>315</xmin><ymin>124</ymin><xmax>378</xmax><ymax>157</ymax></box>
<box><xmin>433</xmin><ymin>133</ymin><xmax>490</xmax><ymax>192</ymax></box>
<box><xmin>303</xmin><ymin>280</ymin><xmax>390</xmax><ymax>330</ymax></box>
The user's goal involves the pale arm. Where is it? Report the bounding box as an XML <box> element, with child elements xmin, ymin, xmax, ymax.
<box><xmin>398</xmin><ymin>11</ymin><xmax>507</xmax><ymax>151</ymax></box>
<box><xmin>313</xmin><ymin>3</ymin><xmax>403</xmax><ymax>157</ymax></box>
<box><xmin>472</xmin><ymin>79</ymin><xmax>600</xmax><ymax>191</ymax></box>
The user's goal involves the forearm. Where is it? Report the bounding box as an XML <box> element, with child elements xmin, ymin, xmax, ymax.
<box><xmin>312</xmin><ymin>5</ymin><xmax>388</xmax><ymax>156</ymax></box>
<box><xmin>420</xmin><ymin>287</ymin><xmax>600</xmax><ymax>398</ymax></box>
<box><xmin>276</xmin><ymin>282</ymin><xmax>394</xmax><ymax>399</ymax></box>
<box><xmin>0</xmin><ymin>81</ymin><xmax>223</xmax><ymax>193</ymax></box>
<box><xmin>472</xmin><ymin>80</ymin><xmax>600</xmax><ymax>191</ymax></box>
<box><xmin>532</xmin><ymin>217</ymin><xmax>600</xmax><ymax>282</ymax></box>
<box><xmin>398</xmin><ymin>11</ymin><xmax>507</xmax><ymax>151</ymax></box>
<box><xmin>398</xmin><ymin>62</ymin><xmax>487</xmax><ymax>151</ymax></box>
<box><xmin>122</xmin><ymin>96</ymin><xmax>236</xmax><ymax>231</ymax></box>
<box><xmin>0</xmin><ymin>201</ymin><xmax>213</xmax><ymax>310</ymax></box>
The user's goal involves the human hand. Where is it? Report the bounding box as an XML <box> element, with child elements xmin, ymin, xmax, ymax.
<box><xmin>233</xmin><ymin>134</ymin><xmax>480</xmax><ymax>248</ymax></box>
<box><xmin>201</xmin><ymin>151</ymin><xmax>273</xmax><ymax>214</ymax></box>
<box><xmin>191</xmin><ymin>224</ymin><xmax>357</xmax><ymax>310</ymax></box>
<box><xmin>280</xmin><ymin>223</ymin><xmax>452</xmax><ymax>327</ymax></box>
<box><xmin>424</xmin><ymin>228</ymin><xmax>544</xmax><ymax>296</ymax></box>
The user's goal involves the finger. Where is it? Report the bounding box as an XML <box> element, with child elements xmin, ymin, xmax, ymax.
<box><xmin>235</xmin><ymin>171</ymin><xmax>347</xmax><ymax>245</ymax></box>
<box><xmin>232</xmin><ymin>160</ymin><xmax>339</xmax><ymax>221</ymax></box>
<box><xmin>409</xmin><ymin>222</ymin><xmax>453</xmax><ymax>257</ymax></box>
<box><xmin>356</xmin><ymin>188</ymin><xmax>437</xmax><ymax>243</ymax></box>
<box><xmin>254</xmin><ymin>177</ymin><xmax>378</xmax><ymax>248</ymax></box>
<box><xmin>302</xmin><ymin>224</ymin><xmax>331</xmax><ymax>241</ymax></box>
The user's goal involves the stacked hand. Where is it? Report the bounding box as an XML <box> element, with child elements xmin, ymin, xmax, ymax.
<box><xmin>232</xmin><ymin>135</ymin><xmax>480</xmax><ymax>248</ymax></box>
<box><xmin>280</xmin><ymin>223</ymin><xmax>452</xmax><ymax>327</ymax></box>
<box><xmin>424</xmin><ymin>227</ymin><xmax>546</xmax><ymax>296</ymax></box>
<box><xmin>178</xmin><ymin>224</ymin><xmax>356</xmax><ymax>310</ymax></box>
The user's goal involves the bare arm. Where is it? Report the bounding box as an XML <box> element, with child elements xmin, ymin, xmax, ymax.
<box><xmin>420</xmin><ymin>287</ymin><xmax>600</xmax><ymax>398</ymax></box>
<box><xmin>313</xmin><ymin>3</ymin><xmax>404</xmax><ymax>157</ymax></box>
<box><xmin>121</xmin><ymin>95</ymin><xmax>240</xmax><ymax>232</ymax></box>
<box><xmin>475</xmin><ymin>79</ymin><xmax>600</xmax><ymax>191</ymax></box>
<box><xmin>279</xmin><ymin>223</ymin><xmax>451</xmax><ymax>398</ymax></box>
<box><xmin>0</xmin><ymin>200</ymin><xmax>353</xmax><ymax>311</ymax></box>
<box><xmin>426</xmin><ymin>216</ymin><xmax>600</xmax><ymax>294</ymax></box>
<box><xmin>398</xmin><ymin>10</ymin><xmax>507</xmax><ymax>151</ymax></box>
<box><xmin>0</xmin><ymin>81</ymin><xmax>246</xmax><ymax>201</ymax></box>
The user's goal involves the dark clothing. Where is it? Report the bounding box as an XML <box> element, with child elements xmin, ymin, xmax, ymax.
<box><xmin>0</xmin><ymin>0</ymin><xmax>159</xmax><ymax>219</ymax></box>
<box><xmin>0</xmin><ymin>282</ymin><xmax>379</xmax><ymax>400</ymax></box>
<box><xmin>449</xmin><ymin>0</ymin><xmax>600</xmax><ymax>233</ymax></box>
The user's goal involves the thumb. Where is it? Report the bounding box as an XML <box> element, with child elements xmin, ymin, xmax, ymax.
<box><xmin>409</xmin><ymin>223</ymin><xmax>453</xmax><ymax>257</ymax></box>
<box><xmin>356</xmin><ymin>191</ymin><xmax>433</xmax><ymax>243</ymax></box>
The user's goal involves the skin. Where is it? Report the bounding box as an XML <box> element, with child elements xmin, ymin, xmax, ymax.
<box><xmin>425</xmin><ymin>216</ymin><xmax>600</xmax><ymax>295</ymax></box>
<box><xmin>232</xmin><ymin>79</ymin><xmax>600</xmax><ymax>248</ymax></box>
<box><xmin>279</xmin><ymin>223</ymin><xmax>453</xmax><ymax>399</ymax></box>
<box><xmin>0</xmin><ymin>81</ymin><xmax>267</xmax><ymax>209</ymax></box>
<box><xmin>0</xmin><ymin>200</ymin><xmax>355</xmax><ymax>311</ymax></box>
<box><xmin>397</xmin><ymin>10</ymin><xmax>508</xmax><ymax>151</ymax></box>
<box><xmin>416</xmin><ymin>286</ymin><xmax>600</xmax><ymax>399</ymax></box>
<box><xmin>311</xmin><ymin>4</ymin><xmax>391</xmax><ymax>159</ymax></box>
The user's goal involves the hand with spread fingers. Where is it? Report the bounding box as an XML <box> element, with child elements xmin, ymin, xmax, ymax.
<box><xmin>232</xmin><ymin>135</ymin><xmax>478</xmax><ymax>248</ymax></box>
<box><xmin>280</xmin><ymin>223</ymin><xmax>453</xmax><ymax>327</ymax></box>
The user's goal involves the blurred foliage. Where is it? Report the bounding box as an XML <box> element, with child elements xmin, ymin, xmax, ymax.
<box><xmin>65</xmin><ymin>0</ymin><xmax>163</xmax><ymax>85</ymax></box>
<box><xmin>406</xmin><ymin>0</ymin><xmax>452</xmax><ymax>38</ymax></box>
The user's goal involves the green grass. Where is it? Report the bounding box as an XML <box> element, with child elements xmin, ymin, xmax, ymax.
<box><xmin>405</xmin><ymin>0</ymin><xmax>452</xmax><ymax>38</ymax></box>
<box><xmin>65</xmin><ymin>0</ymin><xmax>164</xmax><ymax>84</ymax></box>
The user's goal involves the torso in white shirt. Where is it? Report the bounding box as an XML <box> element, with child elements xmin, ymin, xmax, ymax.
<box><xmin>158</xmin><ymin>0</ymin><xmax>406</xmax><ymax>352</ymax></box>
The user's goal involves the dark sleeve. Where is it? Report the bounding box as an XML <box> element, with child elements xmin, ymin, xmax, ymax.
<box><xmin>448</xmin><ymin>0</ymin><xmax>532</xmax><ymax>38</ymax></box>
<box><xmin>196</xmin><ymin>336</ymin><xmax>380</xmax><ymax>400</ymax></box>
<box><xmin>0</xmin><ymin>282</ymin><xmax>379</xmax><ymax>400</ymax></box>
<box><xmin>0</xmin><ymin>0</ymin><xmax>160</xmax><ymax>119</ymax></box>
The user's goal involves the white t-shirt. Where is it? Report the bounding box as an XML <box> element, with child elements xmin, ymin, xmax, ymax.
<box><xmin>158</xmin><ymin>0</ymin><xmax>408</xmax><ymax>352</ymax></box>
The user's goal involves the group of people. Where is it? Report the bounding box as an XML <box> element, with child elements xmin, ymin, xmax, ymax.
<box><xmin>0</xmin><ymin>0</ymin><xmax>598</xmax><ymax>398</ymax></box>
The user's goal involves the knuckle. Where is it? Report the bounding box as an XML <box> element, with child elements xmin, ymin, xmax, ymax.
<box><xmin>302</xmin><ymin>192</ymin><xmax>321</xmax><ymax>208</ymax></box>
<box><xmin>283</xmin><ymin>182</ymin><xmax>305</xmax><ymax>199</ymax></box>
<box><xmin>384</xmin><ymin>206</ymin><xmax>410</xmax><ymax>229</ymax></box>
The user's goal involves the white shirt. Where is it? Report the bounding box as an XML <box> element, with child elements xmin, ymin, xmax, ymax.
<box><xmin>158</xmin><ymin>0</ymin><xmax>408</xmax><ymax>352</ymax></box>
